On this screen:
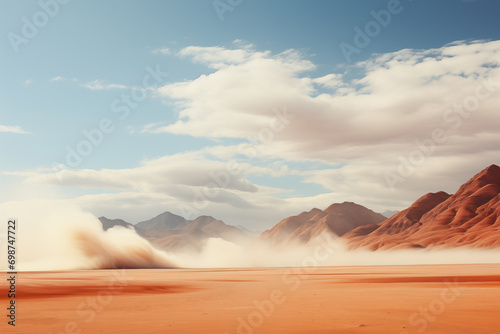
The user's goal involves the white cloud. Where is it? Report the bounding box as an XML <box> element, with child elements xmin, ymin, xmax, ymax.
<box><xmin>22</xmin><ymin>79</ymin><xmax>33</xmax><ymax>86</ymax></box>
<box><xmin>155</xmin><ymin>40</ymin><xmax>500</xmax><ymax>152</ymax></box>
<box><xmin>0</xmin><ymin>125</ymin><xmax>30</xmax><ymax>134</ymax></box>
<box><xmin>82</xmin><ymin>80</ymin><xmax>128</xmax><ymax>90</ymax></box>
<box><xmin>8</xmin><ymin>149</ymin><xmax>282</xmax><ymax>194</ymax></box>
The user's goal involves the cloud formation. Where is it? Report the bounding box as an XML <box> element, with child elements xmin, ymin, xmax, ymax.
<box><xmin>6</xmin><ymin>40</ymin><xmax>500</xmax><ymax>228</ymax></box>
<box><xmin>150</xmin><ymin>39</ymin><xmax>500</xmax><ymax>205</ymax></box>
<box><xmin>155</xmin><ymin>40</ymin><xmax>500</xmax><ymax>159</ymax></box>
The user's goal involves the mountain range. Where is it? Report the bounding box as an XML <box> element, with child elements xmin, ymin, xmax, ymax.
<box><xmin>99</xmin><ymin>164</ymin><xmax>500</xmax><ymax>252</ymax></box>
<box><xmin>99</xmin><ymin>212</ymin><xmax>251</xmax><ymax>252</ymax></box>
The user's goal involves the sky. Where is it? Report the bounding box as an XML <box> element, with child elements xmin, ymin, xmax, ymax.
<box><xmin>1</xmin><ymin>0</ymin><xmax>500</xmax><ymax>230</ymax></box>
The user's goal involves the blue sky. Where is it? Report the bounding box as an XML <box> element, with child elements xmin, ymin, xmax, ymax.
<box><xmin>1</xmin><ymin>0</ymin><xmax>500</xmax><ymax>228</ymax></box>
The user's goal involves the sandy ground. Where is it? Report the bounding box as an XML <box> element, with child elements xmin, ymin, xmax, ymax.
<box><xmin>1</xmin><ymin>264</ymin><xmax>499</xmax><ymax>334</ymax></box>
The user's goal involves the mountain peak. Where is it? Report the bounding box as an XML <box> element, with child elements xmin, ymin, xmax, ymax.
<box><xmin>457</xmin><ymin>164</ymin><xmax>500</xmax><ymax>196</ymax></box>
<box><xmin>189</xmin><ymin>216</ymin><xmax>224</xmax><ymax>228</ymax></box>
<box><xmin>483</xmin><ymin>163</ymin><xmax>500</xmax><ymax>173</ymax></box>
<box><xmin>324</xmin><ymin>201</ymin><xmax>378</xmax><ymax>215</ymax></box>
<box><xmin>196</xmin><ymin>215</ymin><xmax>217</xmax><ymax>220</ymax></box>
<box><xmin>258</xmin><ymin>201</ymin><xmax>386</xmax><ymax>247</ymax></box>
<box><xmin>474</xmin><ymin>164</ymin><xmax>500</xmax><ymax>183</ymax></box>
<box><xmin>136</xmin><ymin>211</ymin><xmax>187</xmax><ymax>230</ymax></box>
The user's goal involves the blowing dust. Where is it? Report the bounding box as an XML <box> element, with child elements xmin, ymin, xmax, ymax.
<box><xmin>1</xmin><ymin>200</ymin><xmax>499</xmax><ymax>271</ymax></box>
<box><xmin>0</xmin><ymin>200</ymin><xmax>175</xmax><ymax>270</ymax></box>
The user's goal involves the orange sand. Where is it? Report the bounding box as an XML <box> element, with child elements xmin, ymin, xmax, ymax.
<box><xmin>1</xmin><ymin>264</ymin><xmax>499</xmax><ymax>334</ymax></box>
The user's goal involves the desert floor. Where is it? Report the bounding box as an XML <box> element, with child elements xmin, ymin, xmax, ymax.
<box><xmin>1</xmin><ymin>264</ymin><xmax>499</xmax><ymax>334</ymax></box>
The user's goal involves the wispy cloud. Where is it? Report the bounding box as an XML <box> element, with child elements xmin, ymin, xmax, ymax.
<box><xmin>49</xmin><ymin>76</ymin><xmax>128</xmax><ymax>90</ymax></box>
<box><xmin>21</xmin><ymin>79</ymin><xmax>33</xmax><ymax>86</ymax></box>
<box><xmin>82</xmin><ymin>80</ymin><xmax>128</xmax><ymax>90</ymax></box>
<box><xmin>152</xmin><ymin>47</ymin><xmax>171</xmax><ymax>55</ymax></box>
<box><xmin>140</xmin><ymin>122</ymin><xmax>166</xmax><ymax>133</ymax></box>
<box><xmin>176</xmin><ymin>45</ymin><xmax>273</xmax><ymax>69</ymax></box>
<box><xmin>232</xmin><ymin>39</ymin><xmax>255</xmax><ymax>49</ymax></box>
<box><xmin>49</xmin><ymin>76</ymin><xmax>66</xmax><ymax>82</ymax></box>
<box><xmin>0</xmin><ymin>125</ymin><xmax>30</xmax><ymax>134</ymax></box>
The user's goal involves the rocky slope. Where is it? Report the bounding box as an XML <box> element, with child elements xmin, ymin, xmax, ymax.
<box><xmin>343</xmin><ymin>165</ymin><xmax>500</xmax><ymax>250</ymax></box>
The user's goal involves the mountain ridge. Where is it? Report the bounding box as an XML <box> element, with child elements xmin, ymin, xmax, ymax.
<box><xmin>99</xmin><ymin>211</ymin><xmax>250</xmax><ymax>252</ymax></box>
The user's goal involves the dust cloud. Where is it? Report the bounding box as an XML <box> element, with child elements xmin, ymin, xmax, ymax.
<box><xmin>1</xmin><ymin>200</ymin><xmax>499</xmax><ymax>271</ymax></box>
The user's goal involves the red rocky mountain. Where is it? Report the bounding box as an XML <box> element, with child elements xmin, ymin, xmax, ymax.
<box><xmin>257</xmin><ymin>202</ymin><xmax>386</xmax><ymax>247</ymax></box>
<box><xmin>343</xmin><ymin>165</ymin><xmax>500</xmax><ymax>250</ymax></box>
